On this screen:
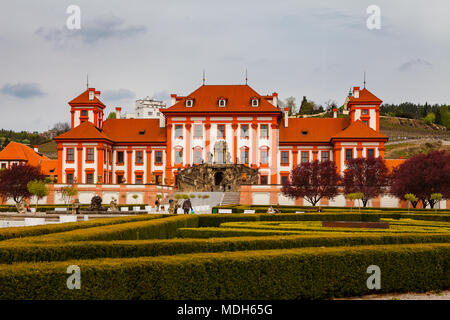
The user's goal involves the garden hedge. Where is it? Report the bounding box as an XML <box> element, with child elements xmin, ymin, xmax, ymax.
<box><xmin>10</xmin><ymin>215</ymin><xmax>199</xmax><ymax>242</ymax></box>
<box><xmin>0</xmin><ymin>243</ymin><xmax>448</xmax><ymax>299</ymax></box>
<box><xmin>0</xmin><ymin>214</ymin><xmax>169</xmax><ymax>241</ymax></box>
<box><xmin>1</xmin><ymin>232</ymin><xmax>449</xmax><ymax>264</ymax></box>
<box><xmin>197</xmin><ymin>213</ymin><xmax>381</xmax><ymax>227</ymax></box>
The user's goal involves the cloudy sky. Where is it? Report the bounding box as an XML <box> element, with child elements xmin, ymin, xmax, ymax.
<box><xmin>0</xmin><ymin>0</ymin><xmax>449</xmax><ymax>131</ymax></box>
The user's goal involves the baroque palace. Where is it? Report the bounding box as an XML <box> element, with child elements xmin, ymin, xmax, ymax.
<box><xmin>2</xmin><ymin>82</ymin><xmax>428</xmax><ymax>208</ymax></box>
<box><xmin>55</xmin><ymin>84</ymin><xmax>387</xmax><ymax>186</ymax></box>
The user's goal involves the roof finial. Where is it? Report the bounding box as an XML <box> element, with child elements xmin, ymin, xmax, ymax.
<box><xmin>363</xmin><ymin>71</ymin><xmax>366</xmax><ymax>89</ymax></box>
<box><xmin>245</xmin><ymin>68</ymin><xmax>248</xmax><ymax>85</ymax></box>
<box><xmin>86</xmin><ymin>74</ymin><xmax>89</xmax><ymax>89</ymax></box>
<box><xmin>202</xmin><ymin>69</ymin><xmax>205</xmax><ymax>85</ymax></box>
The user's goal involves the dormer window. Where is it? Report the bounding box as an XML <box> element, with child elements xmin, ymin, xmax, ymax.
<box><xmin>251</xmin><ymin>98</ymin><xmax>259</xmax><ymax>107</ymax></box>
<box><xmin>218</xmin><ymin>99</ymin><xmax>226</xmax><ymax>107</ymax></box>
<box><xmin>185</xmin><ymin>99</ymin><xmax>193</xmax><ymax>107</ymax></box>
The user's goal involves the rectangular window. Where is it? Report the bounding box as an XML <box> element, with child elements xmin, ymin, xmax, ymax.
<box><xmin>367</xmin><ymin>148</ymin><xmax>375</xmax><ymax>158</ymax></box>
<box><xmin>175</xmin><ymin>150</ymin><xmax>183</xmax><ymax>164</ymax></box>
<box><xmin>1</xmin><ymin>163</ymin><xmax>6</xmax><ymax>169</ymax></box>
<box><xmin>66</xmin><ymin>173</ymin><xmax>73</xmax><ymax>184</ymax></box>
<box><xmin>155</xmin><ymin>174</ymin><xmax>161</xmax><ymax>185</ymax></box>
<box><xmin>345</xmin><ymin>148</ymin><xmax>353</xmax><ymax>161</ymax></box>
<box><xmin>260</xmin><ymin>124</ymin><xmax>268</xmax><ymax>138</ymax></box>
<box><xmin>86</xmin><ymin>173</ymin><xmax>93</xmax><ymax>184</ymax></box>
<box><xmin>66</xmin><ymin>148</ymin><xmax>74</xmax><ymax>161</ymax></box>
<box><xmin>155</xmin><ymin>151</ymin><xmax>162</xmax><ymax>164</ymax></box>
<box><xmin>218</xmin><ymin>125</ymin><xmax>225</xmax><ymax>138</ymax></box>
<box><xmin>260</xmin><ymin>175</ymin><xmax>268</xmax><ymax>185</ymax></box>
<box><xmin>117</xmin><ymin>175</ymin><xmax>124</xmax><ymax>184</ymax></box>
<box><xmin>81</xmin><ymin>110</ymin><xmax>87</xmax><ymax>116</ymax></box>
<box><xmin>194</xmin><ymin>125</ymin><xmax>202</xmax><ymax>138</ymax></box>
<box><xmin>136</xmin><ymin>175</ymin><xmax>143</xmax><ymax>185</ymax></box>
<box><xmin>117</xmin><ymin>151</ymin><xmax>124</xmax><ymax>164</ymax></box>
<box><xmin>241</xmin><ymin>125</ymin><xmax>249</xmax><ymax>138</ymax></box>
<box><xmin>86</xmin><ymin>148</ymin><xmax>94</xmax><ymax>161</ymax></box>
<box><xmin>362</xmin><ymin>120</ymin><xmax>369</xmax><ymax>126</ymax></box>
<box><xmin>260</xmin><ymin>150</ymin><xmax>268</xmax><ymax>164</ymax></box>
<box><xmin>241</xmin><ymin>149</ymin><xmax>249</xmax><ymax>164</ymax></box>
<box><xmin>301</xmin><ymin>151</ymin><xmax>309</xmax><ymax>163</ymax></box>
<box><xmin>281</xmin><ymin>151</ymin><xmax>289</xmax><ymax>165</ymax></box>
<box><xmin>281</xmin><ymin>175</ymin><xmax>289</xmax><ymax>185</ymax></box>
<box><xmin>194</xmin><ymin>150</ymin><xmax>202</xmax><ymax>164</ymax></box>
<box><xmin>322</xmin><ymin>151</ymin><xmax>329</xmax><ymax>162</ymax></box>
<box><xmin>175</xmin><ymin>125</ymin><xmax>183</xmax><ymax>138</ymax></box>
<box><xmin>362</xmin><ymin>109</ymin><xmax>369</xmax><ymax>115</ymax></box>
<box><xmin>136</xmin><ymin>151</ymin><xmax>143</xmax><ymax>164</ymax></box>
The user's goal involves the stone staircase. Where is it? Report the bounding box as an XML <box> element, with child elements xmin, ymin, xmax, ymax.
<box><xmin>220</xmin><ymin>192</ymin><xmax>240</xmax><ymax>206</ymax></box>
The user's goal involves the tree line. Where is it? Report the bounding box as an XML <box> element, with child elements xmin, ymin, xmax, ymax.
<box><xmin>380</xmin><ymin>102</ymin><xmax>450</xmax><ymax>128</ymax></box>
<box><xmin>0</xmin><ymin>122</ymin><xmax>70</xmax><ymax>151</ymax></box>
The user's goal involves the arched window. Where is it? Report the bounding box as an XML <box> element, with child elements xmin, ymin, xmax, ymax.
<box><xmin>240</xmin><ymin>146</ymin><xmax>249</xmax><ymax>164</ymax></box>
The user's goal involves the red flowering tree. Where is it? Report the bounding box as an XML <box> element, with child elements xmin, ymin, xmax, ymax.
<box><xmin>390</xmin><ymin>150</ymin><xmax>450</xmax><ymax>208</ymax></box>
<box><xmin>0</xmin><ymin>164</ymin><xmax>45</xmax><ymax>204</ymax></box>
<box><xmin>281</xmin><ymin>160</ymin><xmax>340</xmax><ymax>206</ymax></box>
<box><xmin>343</xmin><ymin>157</ymin><xmax>389</xmax><ymax>207</ymax></box>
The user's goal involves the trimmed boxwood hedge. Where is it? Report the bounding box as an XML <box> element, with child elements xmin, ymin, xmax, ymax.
<box><xmin>197</xmin><ymin>213</ymin><xmax>380</xmax><ymax>227</ymax></box>
<box><xmin>11</xmin><ymin>215</ymin><xmax>199</xmax><ymax>242</ymax></box>
<box><xmin>0</xmin><ymin>243</ymin><xmax>448</xmax><ymax>299</ymax></box>
<box><xmin>1</xmin><ymin>233</ymin><xmax>449</xmax><ymax>264</ymax></box>
<box><xmin>0</xmin><ymin>214</ymin><xmax>169</xmax><ymax>241</ymax></box>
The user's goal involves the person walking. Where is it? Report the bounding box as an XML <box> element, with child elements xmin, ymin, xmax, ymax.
<box><xmin>155</xmin><ymin>198</ymin><xmax>160</xmax><ymax>212</ymax></box>
<box><xmin>182</xmin><ymin>198</ymin><xmax>193</xmax><ymax>215</ymax></box>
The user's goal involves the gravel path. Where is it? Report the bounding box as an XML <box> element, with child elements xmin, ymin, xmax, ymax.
<box><xmin>334</xmin><ymin>290</ymin><xmax>450</xmax><ymax>300</ymax></box>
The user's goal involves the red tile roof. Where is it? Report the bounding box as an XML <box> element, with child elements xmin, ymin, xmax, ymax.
<box><xmin>0</xmin><ymin>141</ymin><xmax>57</xmax><ymax>175</ymax></box>
<box><xmin>349</xmin><ymin>88</ymin><xmax>382</xmax><ymax>104</ymax></box>
<box><xmin>54</xmin><ymin>119</ymin><xmax>166</xmax><ymax>144</ymax></box>
<box><xmin>332</xmin><ymin>120</ymin><xmax>388</xmax><ymax>140</ymax></box>
<box><xmin>279</xmin><ymin>118</ymin><xmax>350</xmax><ymax>143</ymax></box>
<box><xmin>163</xmin><ymin>85</ymin><xmax>281</xmax><ymax>114</ymax></box>
<box><xmin>54</xmin><ymin>121</ymin><xmax>113</xmax><ymax>142</ymax></box>
<box><xmin>69</xmin><ymin>88</ymin><xmax>106</xmax><ymax>108</ymax></box>
<box><xmin>102</xmin><ymin>119</ymin><xmax>166</xmax><ymax>143</ymax></box>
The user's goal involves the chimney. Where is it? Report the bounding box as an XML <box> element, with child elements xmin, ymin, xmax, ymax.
<box><xmin>272</xmin><ymin>92</ymin><xmax>278</xmax><ymax>107</ymax></box>
<box><xmin>94</xmin><ymin>90</ymin><xmax>101</xmax><ymax>99</ymax></box>
<box><xmin>159</xmin><ymin>115</ymin><xmax>166</xmax><ymax>128</ymax></box>
<box><xmin>115</xmin><ymin>107</ymin><xmax>122</xmax><ymax>119</ymax></box>
<box><xmin>353</xmin><ymin>86</ymin><xmax>360</xmax><ymax>99</ymax></box>
<box><xmin>33</xmin><ymin>145</ymin><xmax>39</xmax><ymax>152</ymax></box>
<box><xmin>88</xmin><ymin>88</ymin><xmax>95</xmax><ymax>101</ymax></box>
<box><xmin>332</xmin><ymin>108</ymin><xmax>338</xmax><ymax>118</ymax></box>
<box><xmin>170</xmin><ymin>94</ymin><xmax>177</xmax><ymax>106</ymax></box>
<box><xmin>284</xmin><ymin>107</ymin><xmax>289</xmax><ymax>127</ymax></box>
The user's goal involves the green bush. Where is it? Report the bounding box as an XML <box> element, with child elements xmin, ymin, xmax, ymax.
<box><xmin>197</xmin><ymin>213</ymin><xmax>380</xmax><ymax>227</ymax></box>
<box><xmin>0</xmin><ymin>214</ymin><xmax>169</xmax><ymax>241</ymax></box>
<box><xmin>1</xmin><ymin>232</ymin><xmax>449</xmax><ymax>264</ymax></box>
<box><xmin>0</xmin><ymin>243</ymin><xmax>448</xmax><ymax>299</ymax></box>
<box><xmin>26</xmin><ymin>215</ymin><xmax>199</xmax><ymax>242</ymax></box>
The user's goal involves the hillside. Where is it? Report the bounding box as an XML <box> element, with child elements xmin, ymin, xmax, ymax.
<box><xmin>380</xmin><ymin>116</ymin><xmax>449</xmax><ymax>141</ymax></box>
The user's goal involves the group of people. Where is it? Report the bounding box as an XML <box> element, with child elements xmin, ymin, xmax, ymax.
<box><xmin>158</xmin><ymin>197</ymin><xmax>193</xmax><ymax>214</ymax></box>
<box><xmin>267</xmin><ymin>205</ymin><xmax>281</xmax><ymax>214</ymax></box>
